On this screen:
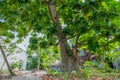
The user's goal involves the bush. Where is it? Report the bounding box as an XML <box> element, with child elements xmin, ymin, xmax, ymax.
<box><xmin>104</xmin><ymin>63</ymin><xmax>111</xmax><ymax>72</ymax></box>
<box><xmin>82</xmin><ymin>61</ymin><xmax>94</xmax><ymax>78</ymax></box>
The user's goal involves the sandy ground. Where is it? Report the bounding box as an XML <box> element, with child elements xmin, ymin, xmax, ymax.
<box><xmin>0</xmin><ymin>70</ymin><xmax>47</xmax><ymax>80</ymax></box>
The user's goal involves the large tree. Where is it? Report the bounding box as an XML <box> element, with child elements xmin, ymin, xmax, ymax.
<box><xmin>0</xmin><ymin>0</ymin><xmax>120</xmax><ymax>71</ymax></box>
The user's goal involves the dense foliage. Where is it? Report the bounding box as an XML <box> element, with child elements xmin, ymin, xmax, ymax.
<box><xmin>0</xmin><ymin>0</ymin><xmax>120</xmax><ymax>71</ymax></box>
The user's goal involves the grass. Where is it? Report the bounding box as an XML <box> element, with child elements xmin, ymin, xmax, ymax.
<box><xmin>47</xmin><ymin>68</ymin><xmax>120</xmax><ymax>80</ymax></box>
<box><xmin>90</xmin><ymin>68</ymin><xmax>120</xmax><ymax>79</ymax></box>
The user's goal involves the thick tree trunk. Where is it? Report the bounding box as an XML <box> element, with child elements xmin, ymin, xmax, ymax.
<box><xmin>48</xmin><ymin>1</ymin><xmax>79</xmax><ymax>71</ymax></box>
<box><xmin>59</xmin><ymin>38</ymin><xmax>69</xmax><ymax>71</ymax></box>
<box><xmin>0</xmin><ymin>44</ymin><xmax>14</xmax><ymax>76</ymax></box>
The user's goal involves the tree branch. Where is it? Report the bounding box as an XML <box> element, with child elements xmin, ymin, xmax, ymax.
<box><xmin>0</xmin><ymin>44</ymin><xmax>15</xmax><ymax>76</ymax></box>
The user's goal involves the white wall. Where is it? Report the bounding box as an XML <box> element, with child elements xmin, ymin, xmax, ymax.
<box><xmin>0</xmin><ymin>48</ymin><xmax>27</xmax><ymax>70</ymax></box>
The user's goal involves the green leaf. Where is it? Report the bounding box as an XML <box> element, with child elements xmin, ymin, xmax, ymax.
<box><xmin>88</xmin><ymin>40</ymin><xmax>100</xmax><ymax>52</ymax></box>
<box><xmin>29</xmin><ymin>37</ymin><xmax>38</xmax><ymax>44</ymax></box>
<box><xmin>3</xmin><ymin>32</ymin><xmax>15</xmax><ymax>39</ymax></box>
<box><xmin>39</xmin><ymin>41</ymin><xmax>48</xmax><ymax>48</ymax></box>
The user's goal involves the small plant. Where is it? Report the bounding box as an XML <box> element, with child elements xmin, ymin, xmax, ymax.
<box><xmin>82</xmin><ymin>61</ymin><xmax>93</xmax><ymax>78</ymax></box>
<box><xmin>0</xmin><ymin>69</ymin><xmax>7</xmax><ymax>74</ymax></box>
<box><xmin>10</xmin><ymin>60</ymin><xmax>24</xmax><ymax>70</ymax></box>
<box><xmin>83</xmin><ymin>61</ymin><xmax>94</xmax><ymax>67</ymax></box>
<box><xmin>83</xmin><ymin>67</ymin><xmax>92</xmax><ymax>79</ymax></box>
<box><xmin>104</xmin><ymin>63</ymin><xmax>111</xmax><ymax>72</ymax></box>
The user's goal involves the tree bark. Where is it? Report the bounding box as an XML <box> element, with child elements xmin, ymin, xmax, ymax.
<box><xmin>0</xmin><ymin>44</ymin><xmax>14</xmax><ymax>76</ymax></box>
<box><xmin>48</xmin><ymin>0</ymin><xmax>79</xmax><ymax>71</ymax></box>
<box><xmin>71</xmin><ymin>34</ymin><xmax>80</xmax><ymax>70</ymax></box>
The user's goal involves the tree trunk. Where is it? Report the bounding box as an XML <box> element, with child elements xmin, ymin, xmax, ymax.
<box><xmin>48</xmin><ymin>1</ymin><xmax>79</xmax><ymax>72</ymax></box>
<box><xmin>0</xmin><ymin>44</ymin><xmax>15</xmax><ymax>76</ymax></box>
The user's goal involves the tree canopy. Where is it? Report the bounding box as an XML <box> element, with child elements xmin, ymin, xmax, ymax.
<box><xmin>0</xmin><ymin>0</ymin><xmax>120</xmax><ymax>71</ymax></box>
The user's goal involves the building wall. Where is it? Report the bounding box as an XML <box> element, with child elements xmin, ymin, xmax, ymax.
<box><xmin>0</xmin><ymin>47</ymin><xmax>27</xmax><ymax>70</ymax></box>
